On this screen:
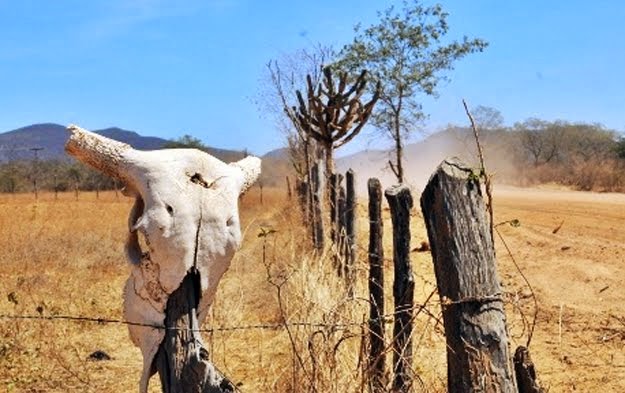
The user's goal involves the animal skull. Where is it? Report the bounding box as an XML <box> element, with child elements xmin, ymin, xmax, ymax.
<box><xmin>65</xmin><ymin>125</ymin><xmax>260</xmax><ymax>391</ymax></box>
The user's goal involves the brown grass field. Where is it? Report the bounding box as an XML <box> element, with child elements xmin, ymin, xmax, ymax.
<box><xmin>0</xmin><ymin>185</ymin><xmax>624</xmax><ymax>392</ymax></box>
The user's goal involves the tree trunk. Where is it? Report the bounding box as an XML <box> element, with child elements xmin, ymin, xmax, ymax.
<box><xmin>385</xmin><ymin>185</ymin><xmax>414</xmax><ymax>393</ymax></box>
<box><xmin>324</xmin><ymin>141</ymin><xmax>334</xmax><ymax>185</ymax></box>
<box><xmin>394</xmin><ymin>129</ymin><xmax>404</xmax><ymax>184</ymax></box>
<box><xmin>154</xmin><ymin>269</ymin><xmax>235</xmax><ymax>393</ymax></box>
<box><xmin>367</xmin><ymin>178</ymin><xmax>386</xmax><ymax>392</ymax></box>
<box><xmin>420</xmin><ymin>158</ymin><xmax>515</xmax><ymax>393</ymax></box>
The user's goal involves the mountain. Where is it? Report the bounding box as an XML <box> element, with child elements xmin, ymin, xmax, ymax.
<box><xmin>0</xmin><ymin>123</ymin><xmax>245</xmax><ymax>164</ymax></box>
<box><xmin>0</xmin><ymin>123</ymin><xmax>295</xmax><ymax>189</ymax></box>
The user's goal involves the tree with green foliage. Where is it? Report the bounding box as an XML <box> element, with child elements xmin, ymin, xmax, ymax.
<box><xmin>616</xmin><ymin>137</ymin><xmax>625</xmax><ymax>159</ymax></box>
<box><xmin>163</xmin><ymin>134</ymin><xmax>210</xmax><ymax>150</ymax></box>
<box><xmin>472</xmin><ymin>105</ymin><xmax>504</xmax><ymax>130</ymax></box>
<box><xmin>335</xmin><ymin>1</ymin><xmax>488</xmax><ymax>182</ymax></box>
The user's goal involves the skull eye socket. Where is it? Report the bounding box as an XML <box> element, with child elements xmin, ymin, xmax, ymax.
<box><xmin>165</xmin><ymin>204</ymin><xmax>174</xmax><ymax>216</ymax></box>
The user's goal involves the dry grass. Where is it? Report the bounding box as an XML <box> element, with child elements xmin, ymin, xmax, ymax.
<box><xmin>1</xmin><ymin>186</ymin><xmax>624</xmax><ymax>392</ymax></box>
<box><xmin>0</xmin><ymin>188</ymin><xmax>448</xmax><ymax>392</ymax></box>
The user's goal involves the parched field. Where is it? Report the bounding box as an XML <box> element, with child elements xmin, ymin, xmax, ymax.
<box><xmin>0</xmin><ymin>186</ymin><xmax>623</xmax><ymax>392</ymax></box>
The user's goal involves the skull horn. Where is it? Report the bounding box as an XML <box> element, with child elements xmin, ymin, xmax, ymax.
<box><xmin>65</xmin><ymin>124</ymin><xmax>137</xmax><ymax>187</ymax></box>
<box><xmin>230</xmin><ymin>156</ymin><xmax>261</xmax><ymax>194</ymax></box>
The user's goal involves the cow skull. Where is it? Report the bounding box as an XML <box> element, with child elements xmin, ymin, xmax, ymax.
<box><xmin>65</xmin><ymin>125</ymin><xmax>260</xmax><ymax>392</ymax></box>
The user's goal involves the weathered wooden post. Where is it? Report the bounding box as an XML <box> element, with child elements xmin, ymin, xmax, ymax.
<box><xmin>329</xmin><ymin>173</ymin><xmax>343</xmax><ymax>246</ymax></box>
<box><xmin>65</xmin><ymin>125</ymin><xmax>260</xmax><ymax>393</ymax></box>
<box><xmin>420</xmin><ymin>158</ymin><xmax>515</xmax><ymax>393</ymax></box>
<box><xmin>296</xmin><ymin>179</ymin><xmax>309</xmax><ymax>223</ymax></box>
<box><xmin>514</xmin><ymin>347</ymin><xmax>544</xmax><ymax>393</ymax></box>
<box><xmin>259</xmin><ymin>180</ymin><xmax>264</xmax><ymax>204</ymax></box>
<box><xmin>385</xmin><ymin>185</ymin><xmax>414</xmax><ymax>393</ymax></box>
<box><xmin>338</xmin><ymin>182</ymin><xmax>347</xmax><ymax>269</ymax></box>
<box><xmin>53</xmin><ymin>175</ymin><xmax>59</xmax><ymax>200</ymax></box>
<box><xmin>310</xmin><ymin>162</ymin><xmax>324</xmax><ymax>251</ymax></box>
<box><xmin>155</xmin><ymin>270</ymin><xmax>235</xmax><ymax>393</ymax></box>
<box><xmin>368</xmin><ymin>178</ymin><xmax>386</xmax><ymax>392</ymax></box>
<box><xmin>286</xmin><ymin>175</ymin><xmax>292</xmax><ymax>199</ymax></box>
<box><xmin>344</xmin><ymin>169</ymin><xmax>356</xmax><ymax>294</ymax></box>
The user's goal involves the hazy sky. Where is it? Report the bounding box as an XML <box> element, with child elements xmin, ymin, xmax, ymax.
<box><xmin>1</xmin><ymin>0</ymin><xmax>623</xmax><ymax>155</ymax></box>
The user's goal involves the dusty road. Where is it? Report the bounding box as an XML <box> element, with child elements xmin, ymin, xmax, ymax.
<box><xmin>492</xmin><ymin>186</ymin><xmax>625</xmax><ymax>391</ymax></box>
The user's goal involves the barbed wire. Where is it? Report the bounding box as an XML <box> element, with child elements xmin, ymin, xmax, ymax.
<box><xmin>0</xmin><ymin>308</ymin><xmax>437</xmax><ymax>333</ymax></box>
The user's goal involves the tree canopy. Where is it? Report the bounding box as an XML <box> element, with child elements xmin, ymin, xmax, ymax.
<box><xmin>335</xmin><ymin>0</ymin><xmax>488</xmax><ymax>182</ymax></box>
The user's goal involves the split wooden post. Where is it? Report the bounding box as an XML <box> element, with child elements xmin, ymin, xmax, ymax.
<box><xmin>420</xmin><ymin>158</ymin><xmax>515</xmax><ymax>393</ymax></box>
<box><xmin>385</xmin><ymin>185</ymin><xmax>414</xmax><ymax>393</ymax></box>
<box><xmin>367</xmin><ymin>178</ymin><xmax>386</xmax><ymax>392</ymax></box>
<box><xmin>155</xmin><ymin>269</ymin><xmax>235</xmax><ymax>393</ymax></box>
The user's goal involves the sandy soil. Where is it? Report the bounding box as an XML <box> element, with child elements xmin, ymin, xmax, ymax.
<box><xmin>492</xmin><ymin>186</ymin><xmax>625</xmax><ymax>391</ymax></box>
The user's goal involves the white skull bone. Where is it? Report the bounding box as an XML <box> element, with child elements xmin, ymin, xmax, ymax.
<box><xmin>65</xmin><ymin>125</ymin><xmax>260</xmax><ymax>392</ymax></box>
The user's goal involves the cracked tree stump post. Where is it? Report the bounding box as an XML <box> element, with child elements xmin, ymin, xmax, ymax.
<box><xmin>385</xmin><ymin>185</ymin><xmax>414</xmax><ymax>393</ymax></box>
<box><xmin>155</xmin><ymin>269</ymin><xmax>235</xmax><ymax>393</ymax></box>
<box><xmin>367</xmin><ymin>178</ymin><xmax>386</xmax><ymax>392</ymax></box>
<box><xmin>420</xmin><ymin>158</ymin><xmax>515</xmax><ymax>393</ymax></box>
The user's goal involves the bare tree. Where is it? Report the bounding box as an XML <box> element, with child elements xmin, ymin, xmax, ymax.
<box><xmin>260</xmin><ymin>44</ymin><xmax>334</xmax><ymax>181</ymax></box>
<box><xmin>294</xmin><ymin>67</ymin><xmax>380</xmax><ymax>181</ymax></box>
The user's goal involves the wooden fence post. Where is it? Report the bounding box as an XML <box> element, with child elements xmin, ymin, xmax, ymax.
<box><xmin>296</xmin><ymin>179</ymin><xmax>309</xmax><ymax>223</ymax></box>
<box><xmin>310</xmin><ymin>162</ymin><xmax>324</xmax><ymax>251</ymax></box>
<box><xmin>368</xmin><ymin>178</ymin><xmax>386</xmax><ymax>392</ymax></box>
<box><xmin>514</xmin><ymin>346</ymin><xmax>544</xmax><ymax>393</ymax></box>
<box><xmin>286</xmin><ymin>175</ymin><xmax>292</xmax><ymax>199</ymax></box>
<box><xmin>345</xmin><ymin>169</ymin><xmax>356</xmax><ymax>280</ymax></box>
<box><xmin>420</xmin><ymin>158</ymin><xmax>515</xmax><ymax>393</ymax></box>
<box><xmin>154</xmin><ymin>269</ymin><xmax>235</xmax><ymax>392</ymax></box>
<box><xmin>329</xmin><ymin>173</ymin><xmax>343</xmax><ymax>246</ymax></box>
<box><xmin>337</xmin><ymin>182</ymin><xmax>347</xmax><ymax>276</ymax></box>
<box><xmin>259</xmin><ymin>181</ymin><xmax>264</xmax><ymax>204</ymax></box>
<box><xmin>385</xmin><ymin>185</ymin><xmax>414</xmax><ymax>393</ymax></box>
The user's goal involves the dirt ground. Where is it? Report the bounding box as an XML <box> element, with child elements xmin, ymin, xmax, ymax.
<box><xmin>492</xmin><ymin>185</ymin><xmax>625</xmax><ymax>392</ymax></box>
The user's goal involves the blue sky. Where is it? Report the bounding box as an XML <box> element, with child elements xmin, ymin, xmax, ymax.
<box><xmin>1</xmin><ymin>0</ymin><xmax>624</xmax><ymax>155</ymax></box>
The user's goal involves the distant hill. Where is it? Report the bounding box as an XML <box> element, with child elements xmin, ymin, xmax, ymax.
<box><xmin>0</xmin><ymin>123</ymin><xmax>294</xmax><ymax>189</ymax></box>
<box><xmin>0</xmin><ymin>123</ymin><xmax>247</xmax><ymax>164</ymax></box>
